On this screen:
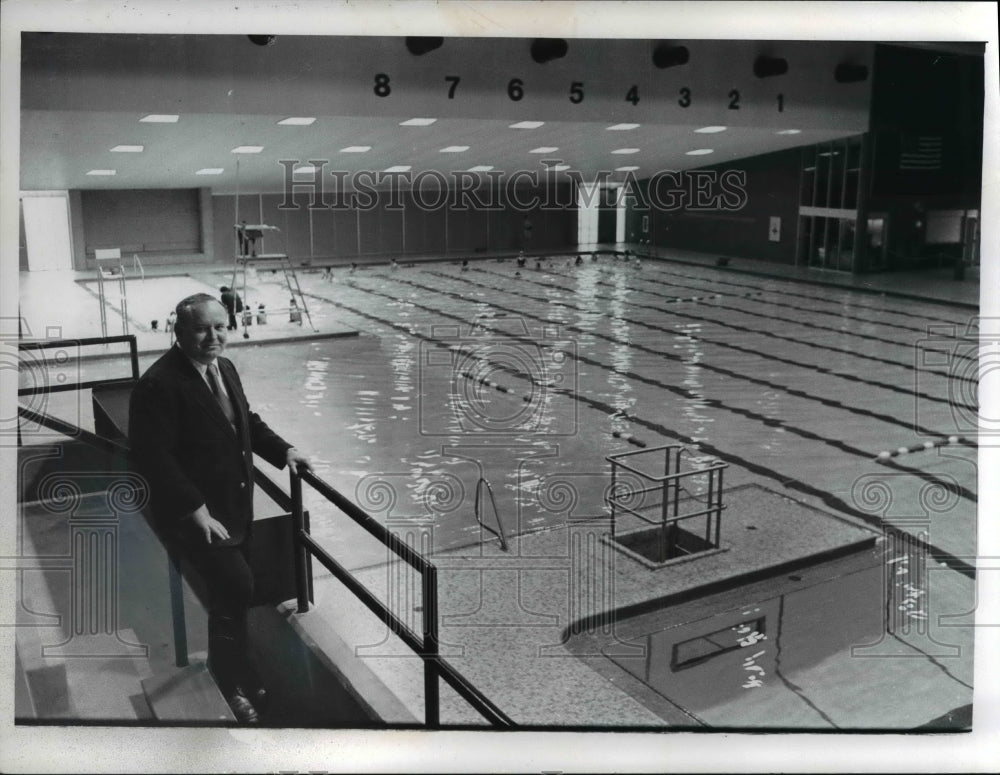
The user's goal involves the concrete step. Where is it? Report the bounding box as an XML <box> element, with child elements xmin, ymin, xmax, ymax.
<box><xmin>17</xmin><ymin>627</ymin><xmax>153</xmax><ymax>722</ymax></box>
<box><xmin>140</xmin><ymin>657</ymin><xmax>235</xmax><ymax>724</ymax></box>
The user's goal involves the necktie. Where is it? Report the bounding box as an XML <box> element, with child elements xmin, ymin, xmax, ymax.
<box><xmin>207</xmin><ymin>362</ymin><xmax>236</xmax><ymax>426</ymax></box>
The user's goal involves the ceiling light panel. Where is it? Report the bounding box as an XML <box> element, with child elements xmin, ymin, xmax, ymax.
<box><xmin>440</xmin><ymin>146</ymin><xmax>470</xmax><ymax>153</ymax></box>
<box><xmin>231</xmin><ymin>146</ymin><xmax>264</xmax><ymax>154</ymax></box>
<box><xmin>607</xmin><ymin>123</ymin><xmax>640</xmax><ymax>131</ymax></box>
<box><xmin>110</xmin><ymin>145</ymin><xmax>144</xmax><ymax>152</ymax></box>
<box><xmin>509</xmin><ymin>121</ymin><xmax>544</xmax><ymax>129</ymax></box>
<box><xmin>400</xmin><ymin>118</ymin><xmax>437</xmax><ymax>126</ymax></box>
<box><xmin>278</xmin><ymin>117</ymin><xmax>316</xmax><ymax>125</ymax></box>
<box><xmin>139</xmin><ymin>114</ymin><xmax>179</xmax><ymax>123</ymax></box>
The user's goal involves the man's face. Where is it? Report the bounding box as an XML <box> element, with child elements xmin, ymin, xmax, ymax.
<box><xmin>175</xmin><ymin>300</ymin><xmax>228</xmax><ymax>364</ymax></box>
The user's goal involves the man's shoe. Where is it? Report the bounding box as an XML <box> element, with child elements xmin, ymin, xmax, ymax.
<box><xmin>226</xmin><ymin>689</ymin><xmax>259</xmax><ymax>724</ymax></box>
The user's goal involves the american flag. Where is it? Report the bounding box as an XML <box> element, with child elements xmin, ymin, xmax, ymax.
<box><xmin>899</xmin><ymin>135</ymin><xmax>944</xmax><ymax>171</ymax></box>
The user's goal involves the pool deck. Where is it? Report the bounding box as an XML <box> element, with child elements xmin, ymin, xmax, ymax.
<box><xmin>281</xmin><ymin>483</ymin><xmax>881</xmax><ymax>727</ymax></box>
<box><xmin>24</xmin><ymin>243</ymin><xmax>979</xmax><ymax>358</ymax></box>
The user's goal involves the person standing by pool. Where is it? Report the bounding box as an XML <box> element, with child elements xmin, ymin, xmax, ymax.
<box><xmin>219</xmin><ymin>286</ymin><xmax>243</xmax><ymax>331</ymax></box>
<box><xmin>128</xmin><ymin>292</ymin><xmax>312</xmax><ymax>724</ymax></box>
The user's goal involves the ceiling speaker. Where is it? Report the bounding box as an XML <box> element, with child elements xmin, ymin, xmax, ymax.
<box><xmin>754</xmin><ymin>55</ymin><xmax>788</xmax><ymax>78</ymax></box>
<box><xmin>406</xmin><ymin>37</ymin><xmax>444</xmax><ymax>56</ymax></box>
<box><xmin>531</xmin><ymin>38</ymin><xmax>569</xmax><ymax>64</ymax></box>
<box><xmin>653</xmin><ymin>43</ymin><xmax>689</xmax><ymax>69</ymax></box>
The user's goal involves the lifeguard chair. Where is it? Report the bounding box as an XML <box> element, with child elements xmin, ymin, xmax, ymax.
<box><xmin>231</xmin><ymin>222</ymin><xmax>315</xmax><ymax>334</ymax></box>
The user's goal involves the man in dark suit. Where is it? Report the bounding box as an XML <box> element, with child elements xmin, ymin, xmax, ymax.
<box><xmin>128</xmin><ymin>292</ymin><xmax>311</xmax><ymax>723</ymax></box>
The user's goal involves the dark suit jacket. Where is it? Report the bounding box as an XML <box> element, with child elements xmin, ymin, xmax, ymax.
<box><xmin>128</xmin><ymin>345</ymin><xmax>292</xmax><ymax>546</ymax></box>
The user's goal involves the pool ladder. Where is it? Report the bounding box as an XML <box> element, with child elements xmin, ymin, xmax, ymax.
<box><xmin>475</xmin><ymin>477</ymin><xmax>508</xmax><ymax>552</ymax></box>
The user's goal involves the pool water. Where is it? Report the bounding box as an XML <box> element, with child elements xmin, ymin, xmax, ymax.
<box><xmin>218</xmin><ymin>257</ymin><xmax>976</xmax><ymax>567</ymax></box>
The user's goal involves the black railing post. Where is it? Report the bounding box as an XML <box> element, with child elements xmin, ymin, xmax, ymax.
<box><xmin>290</xmin><ymin>470</ymin><xmax>310</xmax><ymax>613</ymax></box>
<box><xmin>423</xmin><ymin>563</ymin><xmax>440</xmax><ymax>728</ymax></box>
<box><xmin>128</xmin><ymin>334</ymin><xmax>139</xmax><ymax>381</ymax></box>
<box><xmin>609</xmin><ymin>463</ymin><xmax>617</xmax><ymax>541</ymax></box>
<box><xmin>706</xmin><ymin>465</ymin><xmax>715</xmax><ymax>546</ymax></box>
<box><xmin>167</xmin><ymin>549</ymin><xmax>189</xmax><ymax>667</ymax></box>
<box><xmin>715</xmin><ymin>465</ymin><xmax>725</xmax><ymax>547</ymax></box>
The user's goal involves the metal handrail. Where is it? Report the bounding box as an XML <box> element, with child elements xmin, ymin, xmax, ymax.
<box><xmin>290</xmin><ymin>468</ymin><xmax>514</xmax><ymax>727</ymax></box>
<box><xmin>474</xmin><ymin>477</ymin><xmax>508</xmax><ymax>552</ymax></box>
<box><xmin>18</xmin><ymin>404</ymin><xmax>131</xmax><ymax>457</ymax></box>
<box><xmin>15</xmin><ymin>336</ymin><xmax>511</xmax><ymax>728</ymax></box>
<box><xmin>18</xmin><ymin>335</ymin><xmax>140</xmax><ymax>396</ymax></box>
<box><xmin>607</xmin><ymin>444</ymin><xmax>728</xmax><ymax>549</ymax></box>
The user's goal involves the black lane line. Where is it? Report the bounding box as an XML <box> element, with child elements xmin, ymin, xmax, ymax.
<box><xmin>486</xmin><ymin>264</ymin><xmax>971</xmax><ymax>383</ymax></box>
<box><xmin>424</xmin><ymin>269</ymin><xmax>960</xmax><ymax>441</ymax></box>
<box><xmin>631</xmin><ymin>259</ymin><xmax>972</xmax><ymax>328</ymax></box>
<box><xmin>349</xmin><ymin>272</ymin><xmax>978</xmax><ymax>509</ymax></box>
<box><xmin>605</xmin><ymin>265</ymin><xmax>970</xmax><ymax>351</ymax></box>
<box><xmin>410</xmin><ymin>270</ymin><xmax>978</xmax><ymax>504</ymax></box>
<box><xmin>580</xmin><ymin>260</ymin><xmax>939</xmax><ymax>342</ymax></box>
<box><xmin>301</xmin><ymin>283</ymin><xmax>977</xmax><ymax>579</ymax></box>
<box><xmin>630</xmin><ymin>251</ymin><xmax>978</xmax><ymax>314</ymax></box>
<box><xmin>628</xmin><ymin>269</ymin><xmax>975</xmax><ymax>359</ymax></box>
<box><xmin>467</xmin><ymin>266</ymin><xmax>973</xmax><ymax>415</ymax></box>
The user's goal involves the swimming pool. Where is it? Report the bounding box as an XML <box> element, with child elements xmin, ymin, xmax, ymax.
<box><xmin>216</xmin><ymin>256</ymin><xmax>976</xmax><ymax>567</ymax></box>
<box><xmin>33</xmin><ymin>253</ymin><xmax>976</xmax><ymax>728</ymax></box>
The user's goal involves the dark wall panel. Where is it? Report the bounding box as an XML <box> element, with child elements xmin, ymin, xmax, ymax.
<box><xmin>541</xmin><ymin>207</ymin><xmax>578</xmax><ymax>250</ymax></box>
<box><xmin>446</xmin><ymin>205</ymin><xmax>489</xmax><ymax>253</ymax></box>
<box><xmin>403</xmin><ymin>193</ymin><xmax>448</xmax><ymax>255</ymax></box>
<box><xmin>80</xmin><ymin>189</ymin><xmax>200</xmax><ymax>255</ymax></box>
<box><xmin>212</xmin><ymin>182</ymin><xmax>581</xmax><ymax>264</ymax></box>
<box><xmin>490</xmin><ymin>206</ymin><xmax>527</xmax><ymax>252</ymax></box>
<box><xmin>213</xmin><ymin>194</ymin><xmax>238</xmax><ymax>261</ymax></box>
<box><xmin>358</xmin><ymin>202</ymin><xmax>404</xmax><ymax>255</ymax></box>
<box><xmin>312</xmin><ymin>208</ymin><xmax>358</xmax><ymax>259</ymax></box>
<box><xmin>630</xmin><ymin>147</ymin><xmax>800</xmax><ymax>264</ymax></box>
<box><xmin>262</xmin><ymin>194</ymin><xmax>311</xmax><ymax>259</ymax></box>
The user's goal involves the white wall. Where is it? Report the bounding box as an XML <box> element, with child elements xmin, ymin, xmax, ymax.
<box><xmin>21</xmin><ymin>192</ymin><xmax>73</xmax><ymax>271</ymax></box>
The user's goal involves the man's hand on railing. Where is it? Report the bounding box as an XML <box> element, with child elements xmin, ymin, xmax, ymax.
<box><xmin>286</xmin><ymin>447</ymin><xmax>313</xmax><ymax>475</ymax></box>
